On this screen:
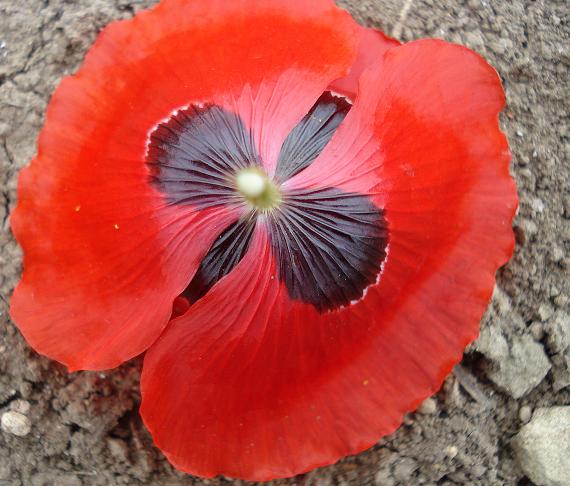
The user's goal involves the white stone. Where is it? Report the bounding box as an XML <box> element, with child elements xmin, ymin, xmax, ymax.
<box><xmin>417</xmin><ymin>397</ymin><xmax>438</xmax><ymax>415</ymax></box>
<box><xmin>512</xmin><ymin>407</ymin><xmax>570</xmax><ymax>486</ymax></box>
<box><xmin>552</xmin><ymin>246</ymin><xmax>565</xmax><ymax>262</ymax></box>
<box><xmin>519</xmin><ymin>405</ymin><xmax>532</xmax><ymax>423</ymax></box>
<box><xmin>538</xmin><ymin>303</ymin><xmax>555</xmax><ymax>322</ymax></box>
<box><xmin>445</xmin><ymin>446</ymin><xmax>458</xmax><ymax>459</ymax></box>
<box><xmin>1</xmin><ymin>411</ymin><xmax>31</xmax><ymax>437</ymax></box>
<box><xmin>531</xmin><ymin>197</ymin><xmax>546</xmax><ymax>213</ymax></box>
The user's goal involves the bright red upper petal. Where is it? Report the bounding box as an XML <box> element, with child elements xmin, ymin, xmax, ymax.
<box><xmin>141</xmin><ymin>39</ymin><xmax>517</xmax><ymax>480</ymax></box>
<box><xmin>9</xmin><ymin>0</ymin><xmax>359</xmax><ymax>370</ymax></box>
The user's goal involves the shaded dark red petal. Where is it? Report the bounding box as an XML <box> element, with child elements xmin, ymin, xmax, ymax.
<box><xmin>141</xmin><ymin>39</ymin><xmax>516</xmax><ymax>481</ymax></box>
<box><xmin>9</xmin><ymin>0</ymin><xmax>359</xmax><ymax>370</ymax></box>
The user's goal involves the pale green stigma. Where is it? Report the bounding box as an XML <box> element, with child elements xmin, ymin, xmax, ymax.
<box><xmin>235</xmin><ymin>168</ymin><xmax>281</xmax><ymax>211</ymax></box>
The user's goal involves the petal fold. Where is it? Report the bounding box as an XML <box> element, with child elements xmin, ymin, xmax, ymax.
<box><xmin>329</xmin><ymin>27</ymin><xmax>400</xmax><ymax>99</ymax></box>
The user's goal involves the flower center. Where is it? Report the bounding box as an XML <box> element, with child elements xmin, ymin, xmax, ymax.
<box><xmin>235</xmin><ymin>168</ymin><xmax>281</xmax><ymax>211</ymax></box>
<box><xmin>146</xmin><ymin>93</ymin><xmax>389</xmax><ymax>312</ymax></box>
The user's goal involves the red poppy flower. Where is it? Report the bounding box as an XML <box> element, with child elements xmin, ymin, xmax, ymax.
<box><xmin>10</xmin><ymin>0</ymin><xmax>517</xmax><ymax>481</ymax></box>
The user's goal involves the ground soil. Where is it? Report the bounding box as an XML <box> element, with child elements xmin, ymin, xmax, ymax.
<box><xmin>0</xmin><ymin>0</ymin><xmax>569</xmax><ymax>485</ymax></box>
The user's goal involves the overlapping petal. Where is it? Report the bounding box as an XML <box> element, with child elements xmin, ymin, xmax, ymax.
<box><xmin>141</xmin><ymin>39</ymin><xmax>517</xmax><ymax>480</ymax></box>
<box><xmin>10</xmin><ymin>0</ymin><xmax>359</xmax><ymax>370</ymax></box>
<box><xmin>330</xmin><ymin>27</ymin><xmax>400</xmax><ymax>99</ymax></box>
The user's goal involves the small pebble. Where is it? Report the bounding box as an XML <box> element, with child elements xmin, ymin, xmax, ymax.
<box><xmin>393</xmin><ymin>458</ymin><xmax>418</xmax><ymax>481</ymax></box>
<box><xmin>554</xmin><ymin>294</ymin><xmax>568</xmax><ymax>308</ymax></box>
<box><xmin>9</xmin><ymin>399</ymin><xmax>30</xmax><ymax>415</ymax></box>
<box><xmin>551</xmin><ymin>246</ymin><xmax>564</xmax><ymax>262</ymax></box>
<box><xmin>538</xmin><ymin>303</ymin><xmax>554</xmax><ymax>322</ymax></box>
<box><xmin>531</xmin><ymin>198</ymin><xmax>545</xmax><ymax>213</ymax></box>
<box><xmin>19</xmin><ymin>382</ymin><xmax>33</xmax><ymax>399</ymax></box>
<box><xmin>445</xmin><ymin>445</ymin><xmax>459</xmax><ymax>459</ymax></box>
<box><xmin>1</xmin><ymin>411</ymin><xmax>31</xmax><ymax>437</ymax></box>
<box><xmin>417</xmin><ymin>397</ymin><xmax>438</xmax><ymax>415</ymax></box>
<box><xmin>374</xmin><ymin>469</ymin><xmax>395</xmax><ymax>486</ymax></box>
<box><xmin>519</xmin><ymin>405</ymin><xmax>532</xmax><ymax>423</ymax></box>
<box><xmin>443</xmin><ymin>375</ymin><xmax>462</xmax><ymax>408</ymax></box>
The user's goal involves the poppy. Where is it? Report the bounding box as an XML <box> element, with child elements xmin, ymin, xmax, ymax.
<box><xmin>10</xmin><ymin>0</ymin><xmax>517</xmax><ymax>481</ymax></box>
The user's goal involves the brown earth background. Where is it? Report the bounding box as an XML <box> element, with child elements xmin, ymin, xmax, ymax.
<box><xmin>0</xmin><ymin>0</ymin><xmax>569</xmax><ymax>485</ymax></box>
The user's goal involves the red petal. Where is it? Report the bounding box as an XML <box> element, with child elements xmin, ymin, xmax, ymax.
<box><xmin>141</xmin><ymin>40</ymin><xmax>517</xmax><ymax>480</ymax></box>
<box><xmin>10</xmin><ymin>0</ymin><xmax>359</xmax><ymax>370</ymax></box>
<box><xmin>330</xmin><ymin>27</ymin><xmax>400</xmax><ymax>99</ymax></box>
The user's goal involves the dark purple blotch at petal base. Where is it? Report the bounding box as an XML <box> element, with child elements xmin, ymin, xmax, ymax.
<box><xmin>182</xmin><ymin>212</ymin><xmax>258</xmax><ymax>304</ymax></box>
<box><xmin>266</xmin><ymin>187</ymin><xmax>387</xmax><ymax>312</ymax></box>
<box><xmin>274</xmin><ymin>92</ymin><xmax>351</xmax><ymax>183</ymax></box>
<box><xmin>146</xmin><ymin>93</ymin><xmax>389</xmax><ymax>312</ymax></box>
<box><xmin>147</xmin><ymin>104</ymin><xmax>261</xmax><ymax>209</ymax></box>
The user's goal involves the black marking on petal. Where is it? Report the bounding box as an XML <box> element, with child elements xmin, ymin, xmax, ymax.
<box><xmin>182</xmin><ymin>212</ymin><xmax>258</xmax><ymax>304</ymax></box>
<box><xmin>148</xmin><ymin>95</ymin><xmax>385</xmax><ymax>312</ymax></box>
<box><xmin>266</xmin><ymin>187</ymin><xmax>388</xmax><ymax>312</ymax></box>
<box><xmin>274</xmin><ymin>92</ymin><xmax>351</xmax><ymax>183</ymax></box>
<box><xmin>147</xmin><ymin>104</ymin><xmax>261</xmax><ymax>209</ymax></box>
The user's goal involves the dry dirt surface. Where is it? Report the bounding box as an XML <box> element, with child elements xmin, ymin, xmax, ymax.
<box><xmin>1</xmin><ymin>0</ymin><xmax>569</xmax><ymax>485</ymax></box>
